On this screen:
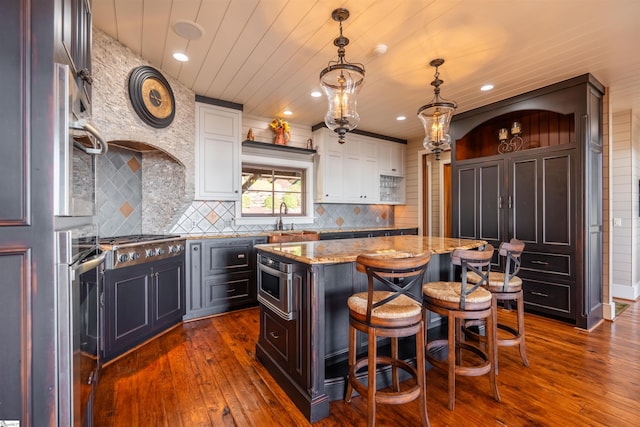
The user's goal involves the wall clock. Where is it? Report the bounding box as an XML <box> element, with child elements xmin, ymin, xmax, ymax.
<box><xmin>128</xmin><ymin>66</ymin><xmax>175</xmax><ymax>128</ymax></box>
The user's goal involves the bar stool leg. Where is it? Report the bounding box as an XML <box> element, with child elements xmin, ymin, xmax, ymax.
<box><xmin>367</xmin><ymin>327</ymin><xmax>377</xmax><ymax>427</ymax></box>
<box><xmin>345</xmin><ymin>323</ymin><xmax>356</xmax><ymax>402</ymax></box>
<box><xmin>416</xmin><ymin>320</ymin><xmax>430</xmax><ymax>427</ymax></box>
<box><xmin>492</xmin><ymin>296</ymin><xmax>500</xmax><ymax>376</ymax></box>
<box><xmin>391</xmin><ymin>337</ymin><xmax>400</xmax><ymax>391</ymax></box>
<box><xmin>516</xmin><ymin>291</ymin><xmax>529</xmax><ymax>367</ymax></box>
<box><xmin>487</xmin><ymin>307</ymin><xmax>501</xmax><ymax>403</ymax></box>
<box><xmin>447</xmin><ymin>311</ymin><xmax>456</xmax><ymax>411</ymax></box>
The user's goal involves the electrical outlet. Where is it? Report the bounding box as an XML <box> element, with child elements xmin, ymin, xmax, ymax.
<box><xmin>191</xmin><ymin>219</ymin><xmax>197</xmax><ymax>229</ymax></box>
<box><xmin>614</xmin><ymin>217</ymin><xmax>622</xmax><ymax>227</ymax></box>
<box><xmin>224</xmin><ymin>219</ymin><xmax>233</xmax><ymax>228</ymax></box>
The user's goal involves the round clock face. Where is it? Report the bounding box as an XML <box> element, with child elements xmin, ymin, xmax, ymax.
<box><xmin>128</xmin><ymin>66</ymin><xmax>176</xmax><ymax>128</ymax></box>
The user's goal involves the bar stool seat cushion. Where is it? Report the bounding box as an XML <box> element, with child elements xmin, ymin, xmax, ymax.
<box><xmin>467</xmin><ymin>271</ymin><xmax>523</xmax><ymax>292</ymax></box>
<box><xmin>422</xmin><ymin>281</ymin><xmax>492</xmax><ymax>304</ymax></box>
<box><xmin>348</xmin><ymin>291</ymin><xmax>422</xmax><ymax>319</ymax></box>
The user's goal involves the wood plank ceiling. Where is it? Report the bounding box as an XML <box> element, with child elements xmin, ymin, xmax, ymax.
<box><xmin>93</xmin><ymin>0</ymin><xmax>640</xmax><ymax>141</ymax></box>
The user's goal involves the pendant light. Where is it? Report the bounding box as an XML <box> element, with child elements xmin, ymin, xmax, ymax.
<box><xmin>417</xmin><ymin>59</ymin><xmax>457</xmax><ymax>160</ymax></box>
<box><xmin>319</xmin><ymin>8</ymin><xmax>365</xmax><ymax>144</ymax></box>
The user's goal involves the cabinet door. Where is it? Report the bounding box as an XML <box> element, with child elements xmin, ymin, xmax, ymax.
<box><xmin>343</xmin><ymin>137</ymin><xmax>379</xmax><ymax>203</ymax></box>
<box><xmin>508</xmin><ymin>151</ymin><xmax>573</xmax><ymax>247</ymax></box>
<box><xmin>195</xmin><ymin>104</ymin><xmax>241</xmax><ymax>200</ymax></box>
<box><xmin>454</xmin><ymin>159</ymin><xmax>503</xmax><ymax>265</ymax></box>
<box><xmin>314</xmin><ymin>128</ymin><xmax>345</xmax><ymax>202</ymax></box>
<box><xmin>379</xmin><ymin>141</ymin><xmax>405</xmax><ymax>177</ymax></box>
<box><xmin>153</xmin><ymin>258</ymin><xmax>185</xmax><ymax>330</ymax></box>
<box><xmin>103</xmin><ymin>265</ymin><xmax>152</xmax><ymax>360</ymax></box>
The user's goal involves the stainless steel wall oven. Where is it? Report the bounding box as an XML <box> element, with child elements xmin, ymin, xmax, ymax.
<box><xmin>53</xmin><ymin>63</ymin><xmax>107</xmax><ymax>217</ymax></box>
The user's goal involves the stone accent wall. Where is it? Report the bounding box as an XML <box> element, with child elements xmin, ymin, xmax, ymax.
<box><xmin>92</xmin><ymin>28</ymin><xmax>194</xmax><ymax>234</ymax></box>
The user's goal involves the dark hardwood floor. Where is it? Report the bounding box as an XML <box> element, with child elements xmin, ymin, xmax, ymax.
<box><xmin>94</xmin><ymin>301</ymin><xmax>640</xmax><ymax>426</ymax></box>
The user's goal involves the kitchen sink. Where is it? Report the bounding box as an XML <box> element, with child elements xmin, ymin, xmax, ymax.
<box><xmin>268</xmin><ymin>230</ymin><xmax>320</xmax><ymax>243</ymax></box>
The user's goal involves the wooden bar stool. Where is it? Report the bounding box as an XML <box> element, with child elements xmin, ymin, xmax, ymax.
<box><xmin>345</xmin><ymin>252</ymin><xmax>432</xmax><ymax>427</ymax></box>
<box><xmin>466</xmin><ymin>238</ymin><xmax>528</xmax><ymax>372</ymax></box>
<box><xmin>422</xmin><ymin>245</ymin><xmax>500</xmax><ymax>410</ymax></box>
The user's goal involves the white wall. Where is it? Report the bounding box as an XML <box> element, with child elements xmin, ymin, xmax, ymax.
<box><xmin>610</xmin><ymin>110</ymin><xmax>640</xmax><ymax>300</ymax></box>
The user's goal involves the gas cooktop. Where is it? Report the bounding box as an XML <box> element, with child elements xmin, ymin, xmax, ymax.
<box><xmin>99</xmin><ymin>234</ymin><xmax>181</xmax><ymax>245</ymax></box>
<box><xmin>101</xmin><ymin>234</ymin><xmax>185</xmax><ymax>269</ymax></box>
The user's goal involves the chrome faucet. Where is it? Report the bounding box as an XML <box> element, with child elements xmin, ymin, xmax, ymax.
<box><xmin>277</xmin><ymin>201</ymin><xmax>288</xmax><ymax>230</ymax></box>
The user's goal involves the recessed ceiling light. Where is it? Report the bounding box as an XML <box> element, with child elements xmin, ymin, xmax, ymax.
<box><xmin>373</xmin><ymin>44</ymin><xmax>388</xmax><ymax>56</ymax></box>
<box><xmin>396</xmin><ymin>115</ymin><xmax>406</xmax><ymax>121</ymax></box>
<box><xmin>173</xmin><ymin>20</ymin><xmax>205</xmax><ymax>40</ymax></box>
<box><xmin>481</xmin><ymin>84</ymin><xmax>494</xmax><ymax>91</ymax></box>
<box><xmin>172</xmin><ymin>52</ymin><xmax>189</xmax><ymax>62</ymax></box>
<box><xmin>311</xmin><ymin>91</ymin><xmax>322</xmax><ymax>98</ymax></box>
<box><xmin>283</xmin><ymin>110</ymin><xmax>293</xmax><ymax>116</ymax></box>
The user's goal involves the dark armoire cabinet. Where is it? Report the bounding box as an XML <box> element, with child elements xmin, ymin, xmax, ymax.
<box><xmin>450</xmin><ymin>74</ymin><xmax>604</xmax><ymax>329</ymax></box>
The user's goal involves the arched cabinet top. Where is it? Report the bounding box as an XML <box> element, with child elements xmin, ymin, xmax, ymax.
<box><xmin>454</xmin><ymin>109</ymin><xmax>575</xmax><ymax>161</ymax></box>
<box><xmin>450</xmin><ymin>73</ymin><xmax>604</xmax><ymax>162</ymax></box>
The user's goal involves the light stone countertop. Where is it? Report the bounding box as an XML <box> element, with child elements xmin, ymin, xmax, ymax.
<box><xmin>181</xmin><ymin>226</ymin><xmax>418</xmax><ymax>240</ymax></box>
<box><xmin>255</xmin><ymin>235</ymin><xmax>487</xmax><ymax>265</ymax></box>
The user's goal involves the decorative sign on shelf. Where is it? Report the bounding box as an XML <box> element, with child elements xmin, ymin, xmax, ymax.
<box><xmin>498</xmin><ymin>121</ymin><xmax>523</xmax><ymax>154</ymax></box>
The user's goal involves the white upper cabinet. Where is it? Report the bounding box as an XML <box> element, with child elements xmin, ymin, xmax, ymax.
<box><xmin>195</xmin><ymin>103</ymin><xmax>241</xmax><ymax>200</ymax></box>
<box><xmin>378</xmin><ymin>140</ymin><xmax>405</xmax><ymax>177</ymax></box>
<box><xmin>343</xmin><ymin>134</ymin><xmax>379</xmax><ymax>203</ymax></box>
<box><xmin>315</xmin><ymin>128</ymin><xmax>404</xmax><ymax>204</ymax></box>
<box><xmin>314</xmin><ymin>128</ymin><xmax>345</xmax><ymax>202</ymax></box>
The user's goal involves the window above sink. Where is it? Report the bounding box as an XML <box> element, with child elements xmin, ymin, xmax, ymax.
<box><xmin>235</xmin><ymin>153</ymin><xmax>315</xmax><ymax>228</ymax></box>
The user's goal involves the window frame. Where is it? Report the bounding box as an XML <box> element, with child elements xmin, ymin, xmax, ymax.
<box><xmin>241</xmin><ymin>164</ymin><xmax>306</xmax><ymax>218</ymax></box>
<box><xmin>234</xmin><ymin>153</ymin><xmax>315</xmax><ymax>227</ymax></box>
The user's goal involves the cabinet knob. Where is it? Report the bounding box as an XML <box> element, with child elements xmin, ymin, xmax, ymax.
<box><xmin>269</xmin><ymin>331</ymin><xmax>280</xmax><ymax>339</ymax></box>
<box><xmin>193</xmin><ymin>246</ymin><xmax>199</xmax><ymax>251</ymax></box>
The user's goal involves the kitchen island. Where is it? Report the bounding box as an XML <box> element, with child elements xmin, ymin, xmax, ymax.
<box><xmin>254</xmin><ymin>235</ymin><xmax>486</xmax><ymax>422</ymax></box>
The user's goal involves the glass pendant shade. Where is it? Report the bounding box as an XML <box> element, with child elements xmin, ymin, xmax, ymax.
<box><xmin>418</xmin><ymin>103</ymin><xmax>455</xmax><ymax>159</ymax></box>
<box><xmin>417</xmin><ymin>58</ymin><xmax>457</xmax><ymax>160</ymax></box>
<box><xmin>320</xmin><ymin>64</ymin><xmax>364</xmax><ymax>143</ymax></box>
<box><xmin>319</xmin><ymin>8</ymin><xmax>365</xmax><ymax>144</ymax></box>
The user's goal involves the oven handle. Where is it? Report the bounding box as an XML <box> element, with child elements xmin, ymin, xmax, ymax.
<box><xmin>71</xmin><ymin>119</ymin><xmax>109</xmax><ymax>155</ymax></box>
<box><xmin>73</xmin><ymin>250</ymin><xmax>107</xmax><ymax>276</ymax></box>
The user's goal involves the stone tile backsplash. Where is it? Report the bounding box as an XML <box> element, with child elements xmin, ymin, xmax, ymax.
<box><xmin>171</xmin><ymin>201</ymin><xmax>394</xmax><ymax>235</ymax></box>
<box><xmin>97</xmin><ymin>147</ymin><xmax>143</xmax><ymax>237</ymax></box>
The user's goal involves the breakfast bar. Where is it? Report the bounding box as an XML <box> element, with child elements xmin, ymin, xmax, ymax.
<box><xmin>254</xmin><ymin>235</ymin><xmax>486</xmax><ymax>422</ymax></box>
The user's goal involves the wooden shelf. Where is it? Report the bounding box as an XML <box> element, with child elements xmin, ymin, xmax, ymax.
<box><xmin>242</xmin><ymin>140</ymin><xmax>317</xmax><ymax>155</ymax></box>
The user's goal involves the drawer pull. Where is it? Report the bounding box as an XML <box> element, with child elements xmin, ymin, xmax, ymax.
<box><xmin>269</xmin><ymin>331</ymin><xmax>280</xmax><ymax>339</ymax></box>
<box><xmin>531</xmin><ymin>291</ymin><xmax>549</xmax><ymax>297</ymax></box>
<box><xmin>237</xmin><ymin>254</ymin><xmax>245</xmax><ymax>259</ymax></box>
<box><xmin>227</xmin><ymin>288</ymin><xmax>235</xmax><ymax>293</ymax></box>
<box><xmin>531</xmin><ymin>260</ymin><xmax>549</xmax><ymax>265</ymax></box>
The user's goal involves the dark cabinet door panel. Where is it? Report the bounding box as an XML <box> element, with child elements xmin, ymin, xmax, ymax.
<box><xmin>111</xmin><ymin>270</ymin><xmax>151</xmax><ymax>344</ymax></box>
<box><xmin>457</xmin><ymin>167</ymin><xmax>477</xmax><ymax>239</ymax></box>
<box><xmin>542</xmin><ymin>154</ymin><xmax>572</xmax><ymax>245</ymax></box>
<box><xmin>261</xmin><ymin>306</ymin><xmax>293</xmax><ymax>368</ymax></box>
<box><xmin>511</xmin><ymin>158</ymin><xmax>538</xmax><ymax>243</ymax></box>
<box><xmin>479</xmin><ymin>163</ymin><xmax>501</xmax><ymax>242</ymax></box>
<box><xmin>154</xmin><ymin>261</ymin><xmax>184</xmax><ymax>328</ymax></box>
